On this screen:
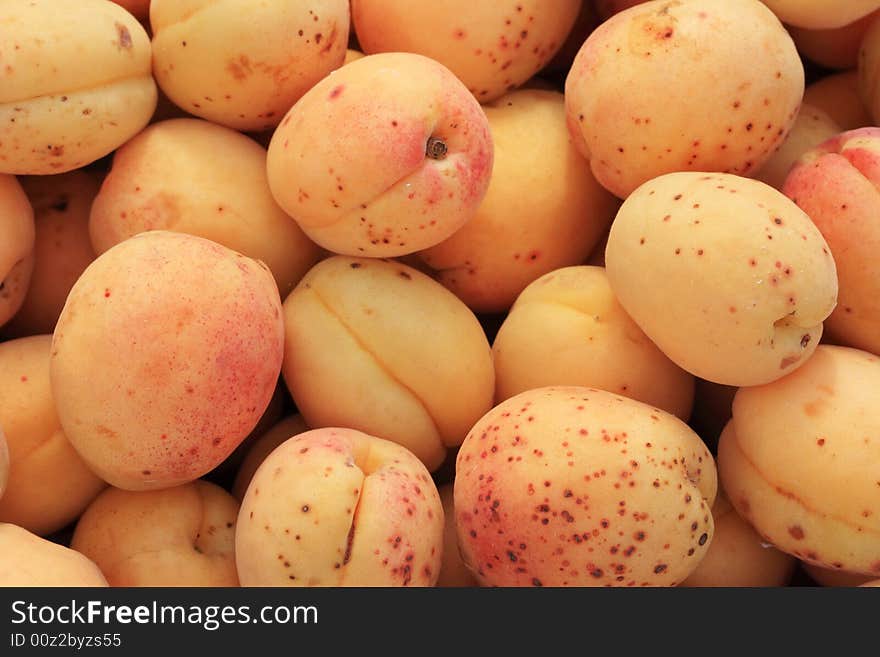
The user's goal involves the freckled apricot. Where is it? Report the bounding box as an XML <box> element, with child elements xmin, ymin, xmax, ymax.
<box><xmin>455</xmin><ymin>386</ymin><xmax>716</xmax><ymax>587</ymax></box>
<box><xmin>565</xmin><ymin>0</ymin><xmax>804</xmax><ymax>198</ymax></box>
<box><xmin>232</xmin><ymin>415</ymin><xmax>310</xmax><ymax>501</ymax></box>
<box><xmin>680</xmin><ymin>491</ymin><xmax>795</xmax><ymax>587</ymax></box>
<box><xmin>150</xmin><ymin>0</ymin><xmax>349</xmax><ymax>131</ymax></box>
<box><xmin>606</xmin><ymin>172</ymin><xmax>838</xmax><ymax>386</ymax></box>
<box><xmin>351</xmin><ymin>0</ymin><xmax>580</xmax><ymax>102</ymax></box>
<box><xmin>0</xmin><ymin>0</ymin><xmax>156</xmax><ymax>175</ymax></box>
<box><xmin>719</xmin><ymin>345</ymin><xmax>880</xmax><ymax>575</ymax></box>
<box><xmin>236</xmin><ymin>428</ymin><xmax>444</xmax><ymax>586</ymax></box>
<box><xmin>418</xmin><ymin>89</ymin><xmax>616</xmax><ymax>314</ymax></box>
<box><xmin>267</xmin><ymin>52</ymin><xmax>493</xmax><ymax>257</ymax></box>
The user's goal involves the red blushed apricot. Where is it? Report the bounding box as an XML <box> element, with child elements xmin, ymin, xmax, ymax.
<box><xmin>236</xmin><ymin>428</ymin><xmax>444</xmax><ymax>587</ymax></box>
<box><xmin>783</xmin><ymin>127</ymin><xmax>880</xmax><ymax>355</ymax></box>
<box><xmin>267</xmin><ymin>52</ymin><xmax>493</xmax><ymax>258</ymax></box>
<box><xmin>50</xmin><ymin>231</ymin><xmax>284</xmax><ymax>491</ymax></box>
<box><xmin>0</xmin><ymin>524</ymin><xmax>108</xmax><ymax>587</ymax></box>
<box><xmin>565</xmin><ymin>0</ymin><xmax>803</xmax><ymax>198</ymax></box>
<box><xmin>455</xmin><ymin>386</ymin><xmax>717</xmax><ymax>587</ymax></box>
<box><xmin>417</xmin><ymin>89</ymin><xmax>616</xmax><ymax>314</ymax></box>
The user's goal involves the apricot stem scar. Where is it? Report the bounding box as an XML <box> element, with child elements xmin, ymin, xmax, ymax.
<box><xmin>426</xmin><ymin>136</ymin><xmax>447</xmax><ymax>160</ymax></box>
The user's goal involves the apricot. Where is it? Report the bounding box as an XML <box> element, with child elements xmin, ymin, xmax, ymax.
<box><xmin>605</xmin><ymin>172</ymin><xmax>838</xmax><ymax>386</ymax></box>
<box><xmin>4</xmin><ymin>170</ymin><xmax>99</xmax><ymax>337</ymax></box>
<box><xmin>804</xmin><ymin>71</ymin><xmax>872</xmax><ymax>130</ymax></box>
<box><xmin>232</xmin><ymin>415</ymin><xmax>310</xmax><ymax>501</ymax></box>
<box><xmin>0</xmin><ymin>336</ymin><xmax>106</xmax><ymax>535</ymax></box>
<box><xmin>150</xmin><ymin>0</ymin><xmax>349</xmax><ymax>131</ymax></box>
<box><xmin>789</xmin><ymin>12</ymin><xmax>878</xmax><ymax>70</ymax></box>
<box><xmin>0</xmin><ymin>0</ymin><xmax>156</xmax><ymax>175</ymax></box>
<box><xmin>755</xmin><ymin>103</ymin><xmax>840</xmax><ymax>190</ymax></box>
<box><xmin>718</xmin><ymin>346</ymin><xmax>880</xmax><ymax>576</ymax></box>
<box><xmin>351</xmin><ymin>0</ymin><xmax>580</xmax><ymax>102</ymax></box>
<box><xmin>0</xmin><ymin>428</ymin><xmax>7</xmax><ymax>501</ymax></box>
<box><xmin>71</xmin><ymin>481</ymin><xmax>239</xmax><ymax>586</ymax></box>
<box><xmin>859</xmin><ymin>14</ymin><xmax>880</xmax><ymax>125</ymax></box>
<box><xmin>50</xmin><ymin>231</ymin><xmax>284</xmax><ymax>491</ymax></box>
<box><xmin>566</xmin><ymin>0</ymin><xmax>803</xmax><ymax>198</ymax></box>
<box><xmin>0</xmin><ymin>175</ymin><xmax>35</xmax><ymax>329</ymax></box>
<box><xmin>455</xmin><ymin>386</ymin><xmax>717</xmax><ymax>587</ymax></box>
<box><xmin>760</xmin><ymin>0</ymin><xmax>880</xmax><ymax>30</ymax></box>
<box><xmin>112</xmin><ymin>0</ymin><xmax>151</xmax><ymax>22</ymax></box>
<box><xmin>344</xmin><ymin>49</ymin><xmax>365</xmax><ymax>65</ymax></box>
<box><xmin>803</xmin><ymin>563</ymin><xmax>875</xmax><ymax>587</ymax></box>
<box><xmin>267</xmin><ymin>52</ymin><xmax>493</xmax><ymax>257</ymax></box>
<box><xmin>681</xmin><ymin>492</ymin><xmax>795</xmax><ymax>587</ymax></box>
<box><xmin>418</xmin><ymin>89</ymin><xmax>616</xmax><ymax>313</ymax></box>
<box><xmin>0</xmin><ymin>523</ymin><xmax>107</xmax><ymax>587</ymax></box>
<box><xmin>236</xmin><ymin>428</ymin><xmax>444</xmax><ymax>586</ymax></box>
<box><xmin>493</xmin><ymin>266</ymin><xmax>694</xmax><ymax>419</ymax></box>
<box><xmin>281</xmin><ymin>256</ymin><xmax>494</xmax><ymax>471</ymax></box>
<box><xmin>783</xmin><ymin>128</ymin><xmax>880</xmax><ymax>355</ymax></box>
<box><xmin>89</xmin><ymin>118</ymin><xmax>321</xmax><ymax>297</ymax></box>
<box><xmin>209</xmin><ymin>384</ymin><xmax>288</xmax><ymax>483</ymax></box>
<box><xmin>595</xmin><ymin>0</ymin><xmax>648</xmax><ymax>20</ymax></box>
<box><xmin>437</xmin><ymin>483</ymin><xmax>477</xmax><ymax>587</ymax></box>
